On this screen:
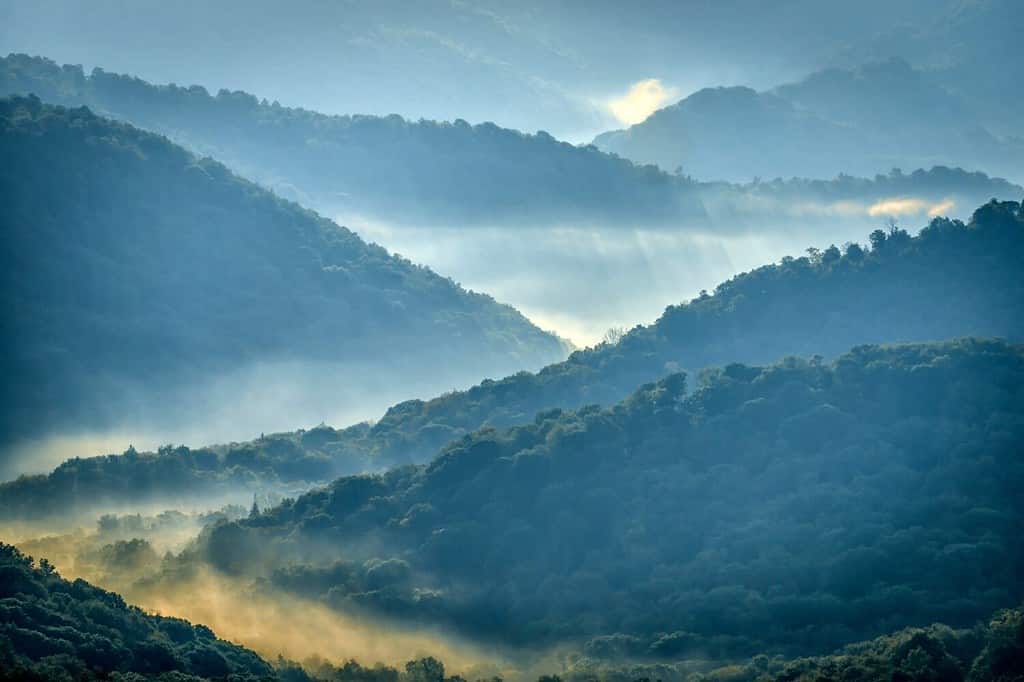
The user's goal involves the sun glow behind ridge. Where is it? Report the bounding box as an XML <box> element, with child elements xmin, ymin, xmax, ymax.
<box><xmin>608</xmin><ymin>78</ymin><xmax>677</xmax><ymax>126</ymax></box>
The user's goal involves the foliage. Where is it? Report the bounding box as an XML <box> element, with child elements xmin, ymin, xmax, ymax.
<box><xmin>564</xmin><ymin>607</ymin><xmax>1024</xmax><ymax>682</ymax></box>
<box><xmin>0</xmin><ymin>95</ymin><xmax>565</xmax><ymax>444</ymax></box>
<box><xmin>200</xmin><ymin>340</ymin><xmax>1024</xmax><ymax>660</ymax></box>
<box><xmin>726</xmin><ymin>166</ymin><xmax>1022</xmax><ymax>204</ymax></box>
<box><xmin>3</xmin><ymin>199</ymin><xmax>1023</xmax><ymax>520</ymax></box>
<box><xmin>345</xmin><ymin>197</ymin><xmax>1024</xmax><ymax>472</ymax></box>
<box><xmin>0</xmin><ymin>54</ymin><xmax>700</xmax><ymax>226</ymax></box>
<box><xmin>3</xmin><ymin>535</ymin><xmax>1021</xmax><ymax>680</ymax></box>
<box><xmin>3</xmin><ymin>54</ymin><xmax>1017</xmax><ymax>230</ymax></box>
<box><xmin>0</xmin><ymin>542</ymin><xmax>492</xmax><ymax>681</ymax></box>
<box><xmin>0</xmin><ymin>542</ymin><xmax>275</xmax><ymax>680</ymax></box>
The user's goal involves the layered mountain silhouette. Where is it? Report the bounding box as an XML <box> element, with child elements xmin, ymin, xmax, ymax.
<box><xmin>4</xmin><ymin>199</ymin><xmax>1021</xmax><ymax>520</ymax></box>
<box><xmin>0</xmin><ymin>96</ymin><xmax>566</xmax><ymax>445</ymax></box>
<box><xmin>199</xmin><ymin>339</ymin><xmax>1024</xmax><ymax>659</ymax></box>
<box><xmin>595</xmin><ymin>58</ymin><xmax>1024</xmax><ymax>183</ymax></box>
<box><xmin>0</xmin><ymin>54</ymin><xmax>704</xmax><ymax>227</ymax></box>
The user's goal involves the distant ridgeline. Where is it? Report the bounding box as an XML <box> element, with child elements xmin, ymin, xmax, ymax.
<box><xmin>0</xmin><ymin>53</ymin><xmax>703</xmax><ymax>226</ymax></box>
<box><xmin>697</xmin><ymin>166</ymin><xmax>1023</xmax><ymax>229</ymax></box>
<box><xmin>198</xmin><ymin>339</ymin><xmax>1024</xmax><ymax>660</ymax></box>
<box><xmin>2</xmin><ymin>199</ymin><xmax>1022</xmax><ymax>520</ymax></box>
<box><xmin>2</xmin><ymin>542</ymin><xmax>1022</xmax><ymax>681</ymax></box>
<box><xmin>594</xmin><ymin>57</ymin><xmax>1024</xmax><ymax>184</ymax></box>
<box><xmin>2</xmin><ymin>54</ymin><xmax>1020</xmax><ymax>229</ymax></box>
<box><xmin>0</xmin><ymin>96</ymin><xmax>566</xmax><ymax>443</ymax></box>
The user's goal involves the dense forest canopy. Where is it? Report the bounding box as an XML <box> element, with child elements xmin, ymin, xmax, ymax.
<box><xmin>568</xmin><ymin>608</ymin><xmax>1024</xmax><ymax>682</ymax></box>
<box><xmin>195</xmin><ymin>339</ymin><xmax>1024</xmax><ymax>661</ymax></box>
<box><xmin>3</xmin><ymin>540</ymin><xmax>1021</xmax><ymax>681</ymax></box>
<box><xmin>0</xmin><ymin>95</ymin><xmax>566</xmax><ymax>447</ymax></box>
<box><xmin>0</xmin><ymin>541</ymin><xmax>478</xmax><ymax>682</ymax></box>
<box><xmin>3</xmin><ymin>198</ymin><xmax>1022</xmax><ymax>521</ymax></box>
<box><xmin>0</xmin><ymin>542</ymin><xmax>276</xmax><ymax>680</ymax></box>
<box><xmin>594</xmin><ymin>58</ymin><xmax>1024</xmax><ymax>184</ymax></box>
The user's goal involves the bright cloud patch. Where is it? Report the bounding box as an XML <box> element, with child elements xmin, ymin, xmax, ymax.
<box><xmin>608</xmin><ymin>78</ymin><xmax>676</xmax><ymax>126</ymax></box>
<box><xmin>928</xmin><ymin>199</ymin><xmax>956</xmax><ymax>217</ymax></box>
<box><xmin>868</xmin><ymin>197</ymin><xmax>956</xmax><ymax>218</ymax></box>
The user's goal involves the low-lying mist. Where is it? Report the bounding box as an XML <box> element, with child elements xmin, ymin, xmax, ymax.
<box><xmin>4</xmin><ymin>197</ymin><xmax>955</xmax><ymax>477</ymax></box>
<box><xmin>132</xmin><ymin>568</ymin><xmax>519</xmax><ymax>675</ymax></box>
<box><xmin>0</xmin><ymin>355</ymin><xmax>545</xmax><ymax>481</ymax></box>
<box><xmin>4</xmin><ymin>515</ymin><xmax>570</xmax><ymax>681</ymax></box>
<box><xmin>340</xmin><ymin>200</ymin><xmax>962</xmax><ymax>346</ymax></box>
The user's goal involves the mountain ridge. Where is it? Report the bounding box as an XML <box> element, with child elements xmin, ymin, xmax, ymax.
<box><xmin>594</xmin><ymin>57</ymin><xmax>1024</xmax><ymax>183</ymax></box>
<box><xmin>3</xmin><ymin>199</ymin><xmax>1022</xmax><ymax>521</ymax></box>
<box><xmin>0</xmin><ymin>53</ymin><xmax>703</xmax><ymax>227</ymax></box>
<box><xmin>196</xmin><ymin>338</ymin><xmax>1024</xmax><ymax>659</ymax></box>
<box><xmin>0</xmin><ymin>94</ymin><xmax>567</xmax><ymax>448</ymax></box>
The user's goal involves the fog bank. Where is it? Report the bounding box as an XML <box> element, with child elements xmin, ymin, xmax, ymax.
<box><xmin>345</xmin><ymin>216</ymin><xmax>904</xmax><ymax>346</ymax></box>
<box><xmin>0</xmin><ymin>355</ymin><xmax>548</xmax><ymax>480</ymax></box>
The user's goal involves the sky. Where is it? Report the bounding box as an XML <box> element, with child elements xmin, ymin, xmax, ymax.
<box><xmin>0</xmin><ymin>0</ymin><xmax>982</xmax><ymax>141</ymax></box>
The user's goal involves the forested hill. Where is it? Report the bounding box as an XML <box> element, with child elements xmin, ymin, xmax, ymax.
<box><xmin>3</xmin><ymin>538</ymin><xmax>1021</xmax><ymax>681</ymax></box>
<box><xmin>2</xmin><ymin>200</ymin><xmax>1022</xmax><ymax>521</ymax></box>
<box><xmin>640</xmin><ymin>608</ymin><xmax>1024</xmax><ymax>682</ymax></box>
<box><xmin>0</xmin><ymin>542</ymin><xmax>277</xmax><ymax>680</ymax></box>
<box><xmin>201</xmin><ymin>339</ymin><xmax>1024</xmax><ymax>661</ymax></box>
<box><xmin>0</xmin><ymin>96</ymin><xmax>566</xmax><ymax>443</ymax></box>
<box><xmin>349</xmin><ymin>199</ymin><xmax>1024</xmax><ymax>465</ymax></box>
<box><xmin>0</xmin><ymin>53</ymin><xmax>702</xmax><ymax>227</ymax></box>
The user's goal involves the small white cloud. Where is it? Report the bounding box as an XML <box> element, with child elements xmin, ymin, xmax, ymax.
<box><xmin>608</xmin><ymin>78</ymin><xmax>677</xmax><ymax>126</ymax></box>
<box><xmin>927</xmin><ymin>199</ymin><xmax>956</xmax><ymax>217</ymax></box>
<box><xmin>867</xmin><ymin>197</ymin><xmax>957</xmax><ymax>218</ymax></box>
<box><xmin>868</xmin><ymin>197</ymin><xmax>929</xmax><ymax>217</ymax></box>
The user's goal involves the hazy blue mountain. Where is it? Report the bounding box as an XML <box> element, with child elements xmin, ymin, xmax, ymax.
<box><xmin>0</xmin><ymin>96</ymin><xmax>566</xmax><ymax>452</ymax></box>
<box><xmin>4</xmin><ymin>199</ymin><xmax>1022</xmax><ymax>522</ymax></box>
<box><xmin>599</xmin><ymin>607</ymin><xmax>1024</xmax><ymax>681</ymax></box>
<box><xmin>830</xmin><ymin>0</ymin><xmax>1024</xmax><ymax>140</ymax></box>
<box><xmin>594</xmin><ymin>58</ymin><xmax>1024</xmax><ymax>183</ymax></box>
<box><xmin>198</xmin><ymin>339</ymin><xmax>1024</xmax><ymax>660</ymax></box>
<box><xmin>775</xmin><ymin>58</ymin><xmax>973</xmax><ymax>132</ymax></box>
<box><xmin>4</xmin><ymin>54</ymin><xmax>1020</xmax><ymax>238</ymax></box>
<box><xmin>0</xmin><ymin>54</ymin><xmax>704</xmax><ymax>228</ymax></box>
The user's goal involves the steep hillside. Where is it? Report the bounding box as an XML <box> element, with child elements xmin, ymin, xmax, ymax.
<box><xmin>594</xmin><ymin>58</ymin><xmax>1024</xmax><ymax>183</ymax></box>
<box><xmin>3</xmin><ymin>200</ymin><xmax>1022</xmax><ymax>521</ymax></box>
<box><xmin>200</xmin><ymin>339</ymin><xmax>1024</xmax><ymax>660</ymax></box>
<box><xmin>0</xmin><ymin>95</ymin><xmax>566</xmax><ymax>445</ymax></box>
<box><xmin>0</xmin><ymin>542</ymin><xmax>276</xmax><ymax>680</ymax></box>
